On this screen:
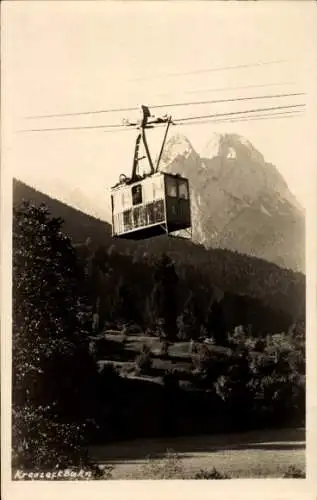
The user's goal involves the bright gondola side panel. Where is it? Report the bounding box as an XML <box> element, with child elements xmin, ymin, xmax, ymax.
<box><xmin>111</xmin><ymin>172</ymin><xmax>191</xmax><ymax>240</ymax></box>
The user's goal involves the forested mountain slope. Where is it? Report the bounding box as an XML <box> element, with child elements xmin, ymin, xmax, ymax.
<box><xmin>13</xmin><ymin>178</ymin><xmax>305</xmax><ymax>335</ymax></box>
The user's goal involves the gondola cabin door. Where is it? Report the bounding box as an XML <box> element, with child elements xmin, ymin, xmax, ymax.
<box><xmin>111</xmin><ymin>172</ymin><xmax>191</xmax><ymax>240</ymax></box>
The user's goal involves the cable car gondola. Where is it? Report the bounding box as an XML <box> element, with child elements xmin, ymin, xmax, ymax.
<box><xmin>110</xmin><ymin>105</ymin><xmax>192</xmax><ymax>240</ymax></box>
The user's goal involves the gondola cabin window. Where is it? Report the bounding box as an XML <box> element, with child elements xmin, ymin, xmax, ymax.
<box><xmin>179</xmin><ymin>179</ymin><xmax>189</xmax><ymax>199</ymax></box>
<box><xmin>132</xmin><ymin>184</ymin><xmax>142</xmax><ymax>206</ymax></box>
<box><xmin>166</xmin><ymin>176</ymin><xmax>177</xmax><ymax>198</ymax></box>
<box><xmin>111</xmin><ymin>172</ymin><xmax>191</xmax><ymax>239</ymax></box>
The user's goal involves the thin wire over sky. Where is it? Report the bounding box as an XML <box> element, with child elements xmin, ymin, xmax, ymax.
<box><xmin>25</xmin><ymin>92</ymin><xmax>305</xmax><ymax>120</ymax></box>
<box><xmin>177</xmin><ymin>111</ymin><xmax>304</xmax><ymax>128</ymax></box>
<box><xmin>161</xmin><ymin>81</ymin><xmax>297</xmax><ymax>97</ymax></box>
<box><xmin>19</xmin><ymin>104</ymin><xmax>305</xmax><ymax>134</ymax></box>
<box><xmin>176</xmin><ymin>104</ymin><xmax>305</xmax><ymax>123</ymax></box>
<box><xmin>97</xmin><ymin>110</ymin><xmax>304</xmax><ymax>133</ymax></box>
<box><xmin>127</xmin><ymin>58</ymin><xmax>295</xmax><ymax>82</ymax></box>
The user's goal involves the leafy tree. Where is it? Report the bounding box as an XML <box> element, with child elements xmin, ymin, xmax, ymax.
<box><xmin>144</xmin><ymin>294</ymin><xmax>157</xmax><ymax>334</ymax></box>
<box><xmin>247</xmin><ymin>332</ymin><xmax>305</xmax><ymax>425</ymax></box>
<box><xmin>192</xmin><ymin>344</ymin><xmax>214</xmax><ymax>374</ymax></box>
<box><xmin>151</xmin><ymin>254</ymin><xmax>179</xmax><ymax>343</ymax></box>
<box><xmin>206</xmin><ymin>299</ymin><xmax>227</xmax><ymax>345</ymax></box>
<box><xmin>135</xmin><ymin>344</ymin><xmax>152</xmax><ymax>374</ymax></box>
<box><xmin>12</xmin><ymin>201</ymin><xmax>99</xmax><ymax>470</ymax></box>
<box><xmin>115</xmin><ymin>281</ymin><xmax>140</xmax><ymax>326</ymax></box>
<box><xmin>214</xmin><ymin>350</ymin><xmax>253</xmax><ymax>427</ymax></box>
<box><xmin>177</xmin><ymin>292</ymin><xmax>201</xmax><ymax>341</ymax></box>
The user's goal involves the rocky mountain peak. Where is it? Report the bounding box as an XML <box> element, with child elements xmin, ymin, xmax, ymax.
<box><xmin>203</xmin><ymin>133</ymin><xmax>265</xmax><ymax>164</ymax></box>
<box><xmin>161</xmin><ymin>133</ymin><xmax>195</xmax><ymax>160</ymax></box>
<box><xmin>159</xmin><ymin>131</ymin><xmax>305</xmax><ymax>272</ymax></box>
<box><xmin>159</xmin><ymin>133</ymin><xmax>202</xmax><ymax>179</ymax></box>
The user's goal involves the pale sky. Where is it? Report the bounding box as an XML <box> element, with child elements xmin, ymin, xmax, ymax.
<box><xmin>2</xmin><ymin>1</ymin><xmax>317</xmax><ymax>219</ymax></box>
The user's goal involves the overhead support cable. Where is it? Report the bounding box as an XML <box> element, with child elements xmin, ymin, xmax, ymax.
<box><xmin>127</xmin><ymin>58</ymin><xmax>294</xmax><ymax>82</ymax></box>
<box><xmin>165</xmin><ymin>81</ymin><xmax>297</xmax><ymax>97</ymax></box>
<box><xmin>24</xmin><ymin>92</ymin><xmax>305</xmax><ymax>120</ymax></box>
<box><xmin>176</xmin><ymin>111</ymin><xmax>304</xmax><ymax>127</ymax></box>
<box><xmin>175</xmin><ymin>104</ymin><xmax>305</xmax><ymax>123</ymax></box>
<box><xmin>18</xmin><ymin>104</ymin><xmax>306</xmax><ymax>134</ymax></box>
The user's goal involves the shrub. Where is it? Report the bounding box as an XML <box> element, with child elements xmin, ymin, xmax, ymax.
<box><xmin>119</xmin><ymin>363</ymin><xmax>136</xmax><ymax>377</ymax></box>
<box><xmin>161</xmin><ymin>340</ymin><xmax>169</xmax><ymax>357</ymax></box>
<box><xmin>135</xmin><ymin>344</ymin><xmax>152</xmax><ymax>373</ymax></box>
<box><xmin>141</xmin><ymin>449</ymin><xmax>184</xmax><ymax>479</ymax></box>
<box><xmin>125</xmin><ymin>323</ymin><xmax>142</xmax><ymax>335</ymax></box>
<box><xmin>177</xmin><ymin>328</ymin><xmax>188</xmax><ymax>341</ymax></box>
<box><xmin>90</xmin><ymin>464</ymin><xmax>114</xmax><ymax>480</ymax></box>
<box><xmin>167</xmin><ymin>367</ymin><xmax>192</xmax><ymax>380</ymax></box>
<box><xmin>283</xmin><ymin>466</ymin><xmax>305</xmax><ymax>478</ymax></box>
<box><xmin>193</xmin><ymin>468</ymin><xmax>231</xmax><ymax>479</ymax></box>
<box><xmin>141</xmin><ymin>343</ymin><xmax>152</xmax><ymax>355</ymax></box>
<box><xmin>145</xmin><ymin>327</ymin><xmax>154</xmax><ymax>337</ymax></box>
<box><xmin>191</xmin><ymin>344</ymin><xmax>212</xmax><ymax>372</ymax></box>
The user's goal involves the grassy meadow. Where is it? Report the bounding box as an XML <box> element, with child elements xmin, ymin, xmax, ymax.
<box><xmin>89</xmin><ymin>427</ymin><xmax>305</xmax><ymax>479</ymax></box>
